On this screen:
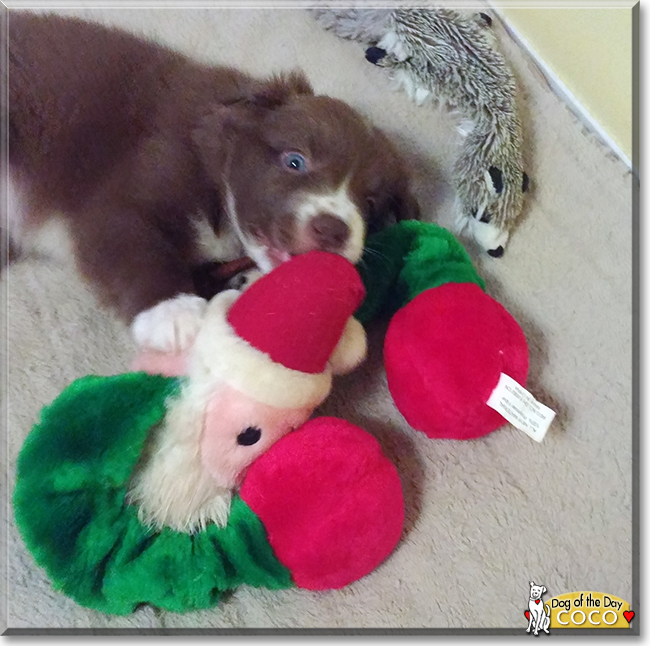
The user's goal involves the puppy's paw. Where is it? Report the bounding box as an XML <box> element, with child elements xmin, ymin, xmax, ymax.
<box><xmin>131</xmin><ymin>294</ymin><xmax>207</xmax><ymax>353</ymax></box>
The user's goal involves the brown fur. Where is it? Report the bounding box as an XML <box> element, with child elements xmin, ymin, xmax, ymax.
<box><xmin>7</xmin><ymin>12</ymin><xmax>419</xmax><ymax>321</ymax></box>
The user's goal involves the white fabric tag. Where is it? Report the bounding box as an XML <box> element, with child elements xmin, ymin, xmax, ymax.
<box><xmin>486</xmin><ymin>373</ymin><xmax>556</xmax><ymax>442</ymax></box>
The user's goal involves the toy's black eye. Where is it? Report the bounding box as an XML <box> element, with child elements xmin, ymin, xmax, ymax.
<box><xmin>479</xmin><ymin>12</ymin><xmax>493</xmax><ymax>26</ymax></box>
<box><xmin>282</xmin><ymin>152</ymin><xmax>307</xmax><ymax>172</ymax></box>
<box><xmin>365</xmin><ymin>46</ymin><xmax>387</xmax><ymax>64</ymax></box>
<box><xmin>488</xmin><ymin>166</ymin><xmax>504</xmax><ymax>194</ymax></box>
<box><xmin>237</xmin><ymin>426</ymin><xmax>262</xmax><ymax>446</ymax></box>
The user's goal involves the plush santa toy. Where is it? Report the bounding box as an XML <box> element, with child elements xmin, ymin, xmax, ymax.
<box><xmin>128</xmin><ymin>250</ymin><xmax>368</xmax><ymax>533</ymax></box>
<box><xmin>14</xmin><ymin>252</ymin><xmax>407</xmax><ymax>615</ymax></box>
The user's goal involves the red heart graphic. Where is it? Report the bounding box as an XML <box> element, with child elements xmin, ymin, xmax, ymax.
<box><xmin>525</xmin><ymin>610</ymin><xmax>530</xmax><ymax>620</ymax></box>
<box><xmin>623</xmin><ymin>610</ymin><xmax>634</xmax><ymax>623</ymax></box>
<box><xmin>535</xmin><ymin>599</ymin><xmax>540</xmax><ymax>604</ymax></box>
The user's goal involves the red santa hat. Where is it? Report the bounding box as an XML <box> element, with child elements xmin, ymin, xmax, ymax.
<box><xmin>189</xmin><ymin>251</ymin><xmax>367</xmax><ymax>409</ymax></box>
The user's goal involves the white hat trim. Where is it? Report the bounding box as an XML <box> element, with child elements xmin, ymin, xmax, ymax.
<box><xmin>188</xmin><ymin>290</ymin><xmax>333</xmax><ymax>409</ymax></box>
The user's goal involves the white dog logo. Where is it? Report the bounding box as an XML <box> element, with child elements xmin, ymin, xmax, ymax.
<box><xmin>526</xmin><ymin>581</ymin><xmax>550</xmax><ymax>635</ymax></box>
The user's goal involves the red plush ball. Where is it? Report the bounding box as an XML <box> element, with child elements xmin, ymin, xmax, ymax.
<box><xmin>240</xmin><ymin>417</ymin><xmax>404</xmax><ymax>590</ymax></box>
<box><xmin>384</xmin><ymin>282</ymin><xmax>529</xmax><ymax>440</ymax></box>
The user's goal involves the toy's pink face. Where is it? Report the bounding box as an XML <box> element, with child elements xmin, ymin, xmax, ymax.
<box><xmin>199</xmin><ymin>383</ymin><xmax>314</xmax><ymax>489</ymax></box>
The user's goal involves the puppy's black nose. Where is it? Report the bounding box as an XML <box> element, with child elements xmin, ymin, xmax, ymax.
<box><xmin>365</xmin><ymin>46</ymin><xmax>387</xmax><ymax>65</ymax></box>
<box><xmin>487</xmin><ymin>246</ymin><xmax>504</xmax><ymax>258</ymax></box>
<box><xmin>309</xmin><ymin>214</ymin><xmax>350</xmax><ymax>251</ymax></box>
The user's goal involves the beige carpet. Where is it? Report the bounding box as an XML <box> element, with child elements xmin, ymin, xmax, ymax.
<box><xmin>3</xmin><ymin>3</ymin><xmax>636</xmax><ymax>632</ymax></box>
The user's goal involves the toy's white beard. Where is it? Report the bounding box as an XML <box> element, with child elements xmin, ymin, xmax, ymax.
<box><xmin>127</xmin><ymin>376</ymin><xmax>312</xmax><ymax>535</ymax></box>
<box><xmin>127</xmin><ymin>380</ymin><xmax>233</xmax><ymax>534</ymax></box>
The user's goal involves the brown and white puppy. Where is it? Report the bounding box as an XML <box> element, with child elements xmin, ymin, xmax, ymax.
<box><xmin>6</xmin><ymin>12</ymin><xmax>419</xmax><ymax>351</ymax></box>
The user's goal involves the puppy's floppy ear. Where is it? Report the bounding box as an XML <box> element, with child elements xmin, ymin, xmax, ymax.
<box><xmin>367</xmin><ymin>128</ymin><xmax>421</xmax><ymax>226</ymax></box>
<box><xmin>192</xmin><ymin>105</ymin><xmax>243</xmax><ymax>178</ymax></box>
<box><xmin>192</xmin><ymin>70</ymin><xmax>312</xmax><ymax>166</ymax></box>
<box><xmin>391</xmin><ymin>184</ymin><xmax>420</xmax><ymax>221</ymax></box>
<box><xmin>377</xmin><ymin>180</ymin><xmax>421</xmax><ymax>223</ymax></box>
<box><xmin>193</xmin><ymin>95</ymin><xmax>278</xmax><ymax>178</ymax></box>
<box><xmin>247</xmin><ymin>70</ymin><xmax>314</xmax><ymax>109</ymax></box>
<box><xmin>366</xmin><ymin>185</ymin><xmax>420</xmax><ymax>236</ymax></box>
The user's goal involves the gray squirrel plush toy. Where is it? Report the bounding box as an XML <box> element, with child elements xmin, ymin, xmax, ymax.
<box><xmin>311</xmin><ymin>7</ymin><xmax>530</xmax><ymax>257</ymax></box>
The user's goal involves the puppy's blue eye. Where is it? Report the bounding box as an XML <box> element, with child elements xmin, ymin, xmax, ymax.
<box><xmin>283</xmin><ymin>152</ymin><xmax>307</xmax><ymax>172</ymax></box>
